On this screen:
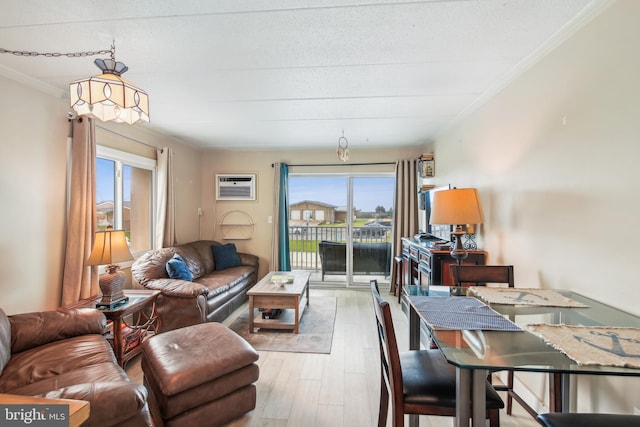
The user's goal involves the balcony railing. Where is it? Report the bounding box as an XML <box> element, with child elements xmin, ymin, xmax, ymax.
<box><xmin>289</xmin><ymin>225</ymin><xmax>391</xmax><ymax>271</ymax></box>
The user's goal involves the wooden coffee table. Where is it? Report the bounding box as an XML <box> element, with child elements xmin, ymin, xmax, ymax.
<box><xmin>247</xmin><ymin>271</ymin><xmax>311</xmax><ymax>334</ymax></box>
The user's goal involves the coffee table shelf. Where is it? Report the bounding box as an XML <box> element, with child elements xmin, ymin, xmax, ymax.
<box><xmin>247</xmin><ymin>271</ymin><xmax>311</xmax><ymax>334</ymax></box>
<box><xmin>250</xmin><ymin>292</ymin><xmax>308</xmax><ymax>331</ymax></box>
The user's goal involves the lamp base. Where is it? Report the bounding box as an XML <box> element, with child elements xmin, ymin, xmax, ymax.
<box><xmin>462</xmin><ymin>233</ymin><xmax>478</xmax><ymax>250</ymax></box>
<box><xmin>450</xmin><ymin>226</ymin><xmax>468</xmax><ymax>266</ymax></box>
<box><xmin>96</xmin><ymin>266</ymin><xmax>129</xmax><ymax>309</ymax></box>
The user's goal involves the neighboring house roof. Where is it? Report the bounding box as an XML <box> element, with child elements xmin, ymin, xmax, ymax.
<box><xmin>290</xmin><ymin>200</ymin><xmax>337</xmax><ymax>208</ymax></box>
<box><xmin>97</xmin><ymin>201</ymin><xmax>131</xmax><ymax>213</ymax></box>
<box><xmin>97</xmin><ymin>201</ymin><xmax>113</xmax><ymax>213</ymax></box>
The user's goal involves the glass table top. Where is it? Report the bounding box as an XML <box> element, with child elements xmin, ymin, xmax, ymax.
<box><xmin>92</xmin><ymin>296</ymin><xmax>148</xmax><ymax>311</ymax></box>
<box><xmin>408</xmin><ymin>287</ymin><xmax>640</xmax><ymax>376</ymax></box>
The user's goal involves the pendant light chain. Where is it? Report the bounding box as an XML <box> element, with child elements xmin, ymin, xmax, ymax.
<box><xmin>0</xmin><ymin>45</ymin><xmax>112</xmax><ymax>58</ymax></box>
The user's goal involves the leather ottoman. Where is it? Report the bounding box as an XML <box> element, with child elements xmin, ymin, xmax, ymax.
<box><xmin>141</xmin><ymin>322</ymin><xmax>259</xmax><ymax>427</ymax></box>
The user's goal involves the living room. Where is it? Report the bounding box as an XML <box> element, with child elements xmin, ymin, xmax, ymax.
<box><xmin>1</xmin><ymin>1</ymin><xmax>639</xmax><ymax>425</ymax></box>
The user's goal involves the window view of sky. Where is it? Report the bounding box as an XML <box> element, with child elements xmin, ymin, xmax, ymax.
<box><xmin>96</xmin><ymin>158</ymin><xmax>131</xmax><ymax>204</ymax></box>
<box><xmin>289</xmin><ymin>176</ymin><xmax>395</xmax><ymax>212</ymax></box>
<box><xmin>96</xmin><ymin>158</ymin><xmax>115</xmax><ymax>203</ymax></box>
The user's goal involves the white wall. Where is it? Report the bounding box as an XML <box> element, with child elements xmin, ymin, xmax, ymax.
<box><xmin>431</xmin><ymin>0</ymin><xmax>640</xmax><ymax>414</ymax></box>
<box><xmin>0</xmin><ymin>77</ymin><xmax>70</xmax><ymax>314</ymax></box>
<box><xmin>0</xmin><ymin>76</ymin><xmax>203</xmax><ymax>315</ymax></box>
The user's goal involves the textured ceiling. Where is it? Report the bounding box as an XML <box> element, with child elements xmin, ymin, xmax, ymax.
<box><xmin>0</xmin><ymin>0</ymin><xmax>608</xmax><ymax>150</ymax></box>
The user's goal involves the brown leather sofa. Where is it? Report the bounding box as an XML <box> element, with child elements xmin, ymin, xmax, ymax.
<box><xmin>131</xmin><ymin>240</ymin><xmax>259</xmax><ymax>332</ymax></box>
<box><xmin>0</xmin><ymin>307</ymin><xmax>150</xmax><ymax>427</ymax></box>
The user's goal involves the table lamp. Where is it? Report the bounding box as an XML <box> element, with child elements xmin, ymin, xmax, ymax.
<box><xmin>429</xmin><ymin>188</ymin><xmax>485</xmax><ymax>265</ymax></box>
<box><xmin>86</xmin><ymin>228</ymin><xmax>134</xmax><ymax>308</ymax></box>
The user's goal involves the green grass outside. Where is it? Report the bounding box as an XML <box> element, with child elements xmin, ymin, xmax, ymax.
<box><xmin>289</xmin><ymin>239</ymin><xmax>337</xmax><ymax>252</ymax></box>
<box><xmin>322</xmin><ymin>219</ymin><xmax>369</xmax><ymax>227</ymax></box>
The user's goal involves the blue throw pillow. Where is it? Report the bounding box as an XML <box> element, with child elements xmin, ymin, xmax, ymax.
<box><xmin>166</xmin><ymin>254</ymin><xmax>193</xmax><ymax>281</ymax></box>
<box><xmin>212</xmin><ymin>243</ymin><xmax>241</xmax><ymax>270</ymax></box>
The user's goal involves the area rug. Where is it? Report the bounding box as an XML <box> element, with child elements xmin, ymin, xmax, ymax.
<box><xmin>527</xmin><ymin>324</ymin><xmax>640</xmax><ymax>368</ymax></box>
<box><xmin>228</xmin><ymin>296</ymin><xmax>336</xmax><ymax>354</ymax></box>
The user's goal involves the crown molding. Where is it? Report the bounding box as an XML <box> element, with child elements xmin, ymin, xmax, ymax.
<box><xmin>438</xmin><ymin>0</ymin><xmax>617</xmax><ymax>137</ymax></box>
<box><xmin>0</xmin><ymin>63</ymin><xmax>67</xmax><ymax>99</ymax></box>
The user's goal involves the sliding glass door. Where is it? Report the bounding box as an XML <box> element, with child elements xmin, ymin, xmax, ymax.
<box><xmin>288</xmin><ymin>174</ymin><xmax>394</xmax><ymax>287</ymax></box>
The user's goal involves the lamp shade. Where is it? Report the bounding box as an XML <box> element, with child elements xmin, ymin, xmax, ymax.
<box><xmin>430</xmin><ymin>188</ymin><xmax>485</xmax><ymax>225</ymax></box>
<box><xmin>70</xmin><ymin>58</ymin><xmax>149</xmax><ymax>124</ymax></box>
<box><xmin>70</xmin><ymin>73</ymin><xmax>149</xmax><ymax>124</ymax></box>
<box><xmin>86</xmin><ymin>230</ymin><xmax>134</xmax><ymax>266</ymax></box>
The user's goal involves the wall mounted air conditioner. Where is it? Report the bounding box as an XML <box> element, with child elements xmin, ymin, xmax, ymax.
<box><xmin>216</xmin><ymin>174</ymin><xmax>256</xmax><ymax>201</ymax></box>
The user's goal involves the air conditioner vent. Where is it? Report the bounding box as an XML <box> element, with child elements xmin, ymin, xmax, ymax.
<box><xmin>216</xmin><ymin>174</ymin><xmax>256</xmax><ymax>200</ymax></box>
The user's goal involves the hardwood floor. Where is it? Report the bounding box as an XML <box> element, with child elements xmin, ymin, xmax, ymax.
<box><xmin>127</xmin><ymin>288</ymin><xmax>540</xmax><ymax>427</ymax></box>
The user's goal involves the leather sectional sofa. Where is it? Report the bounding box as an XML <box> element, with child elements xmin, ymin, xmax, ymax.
<box><xmin>131</xmin><ymin>240</ymin><xmax>259</xmax><ymax>332</ymax></box>
<box><xmin>0</xmin><ymin>307</ymin><xmax>150</xmax><ymax>426</ymax></box>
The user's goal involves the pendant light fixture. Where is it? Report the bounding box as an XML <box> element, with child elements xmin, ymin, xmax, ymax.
<box><xmin>1</xmin><ymin>43</ymin><xmax>149</xmax><ymax>125</ymax></box>
<box><xmin>70</xmin><ymin>43</ymin><xmax>149</xmax><ymax>124</ymax></box>
<box><xmin>337</xmin><ymin>130</ymin><xmax>350</xmax><ymax>162</ymax></box>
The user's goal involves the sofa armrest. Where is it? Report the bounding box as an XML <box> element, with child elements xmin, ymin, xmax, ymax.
<box><xmin>42</xmin><ymin>381</ymin><xmax>149</xmax><ymax>427</ymax></box>
<box><xmin>238</xmin><ymin>252</ymin><xmax>259</xmax><ymax>269</ymax></box>
<box><xmin>10</xmin><ymin>309</ymin><xmax>106</xmax><ymax>354</ymax></box>
<box><xmin>143</xmin><ymin>278</ymin><xmax>209</xmax><ymax>298</ymax></box>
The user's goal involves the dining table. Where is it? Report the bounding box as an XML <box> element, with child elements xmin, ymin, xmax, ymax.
<box><xmin>406</xmin><ymin>286</ymin><xmax>640</xmax><ymax>427</ymax></box>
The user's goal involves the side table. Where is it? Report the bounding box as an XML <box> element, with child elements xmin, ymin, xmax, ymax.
<box><xmin>84</xmin><ymin>289</ymin><xmax>160</xmax><ymax>368</ymax></box>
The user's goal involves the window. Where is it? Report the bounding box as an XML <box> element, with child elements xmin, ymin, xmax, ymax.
<box><xmin>288</xmin><ymin>174</ymin><xmax>395</xmax><ymax>286</ymax></box>
<box><xmin>290</xmin><ymin>210</ymin><xmax>301</xmax><ymax>220</ymax></box>
<box><xmin>96</xmin><ymin>146</ymin><xmax>156</xmax><ymax>254</ymax></box>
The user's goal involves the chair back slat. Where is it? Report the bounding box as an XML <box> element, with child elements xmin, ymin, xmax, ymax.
<box><xmin>450</xmin><ymin>265</ymin><xmax>514</xmax><ymax>287</ymax></box>
<box><xmin>370</xmin><ymin>280</ymin><xmax>405</xmax><ymax>413</ymax></box>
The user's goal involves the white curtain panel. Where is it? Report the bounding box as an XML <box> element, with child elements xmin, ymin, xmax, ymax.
<box><xmin>155</xmin><ymin>147</ymin><xmax>175</xmax><ymax>248</ymax></box>
<box><xmin>61</xmin><ymin>117</ymin><xmax>98</xmax><ymax>306</ymax></box>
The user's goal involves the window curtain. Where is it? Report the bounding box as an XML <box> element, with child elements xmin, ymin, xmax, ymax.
<box><xmin>391</xmin><ymin>159</ymin><xmax>419</xmax><ymax>289</ymax></box>
<box><xmin>61</xmin><ymin>117</ymin><xmax>98</xmax><ymax>306</ymax></box>
<box><xmin>271</xmin><ymin>162</ymin><xmax>291</xmax><ymax>271</ymax></box>
<box><xmin>155</xmin><ymin>147</ymin><xmax>175</xmax><ymax>248</ymax></box>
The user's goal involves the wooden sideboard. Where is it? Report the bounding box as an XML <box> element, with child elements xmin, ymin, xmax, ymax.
<box><xmin>401</xmin><ymin>237</ymin><xmax>486</xmax><ymax>297</ymax></box>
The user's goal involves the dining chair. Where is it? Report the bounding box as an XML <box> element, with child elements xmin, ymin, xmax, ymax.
<box><xmin>537</xmin><ymin>413</ymin><xmax>640</xmax><ymax>427</ymax></box>
<box><xmin>392</xmin><ymin>255</ymin><xmax>403</xmax><ymax>303</ymax></box>
<box><xmin>370</xmin><ymin>280</ymin><xmax>504</xmax><ymax>427</ymax></box>
<box><xmin>450</xmin><ymin>264</ymin><xmax>514</xmax><ymax>288</ymax></box>
<box><xmin>449</xmin><ymin>264</ymin><xmax>517</xmax><ymax>415</ymax></box>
